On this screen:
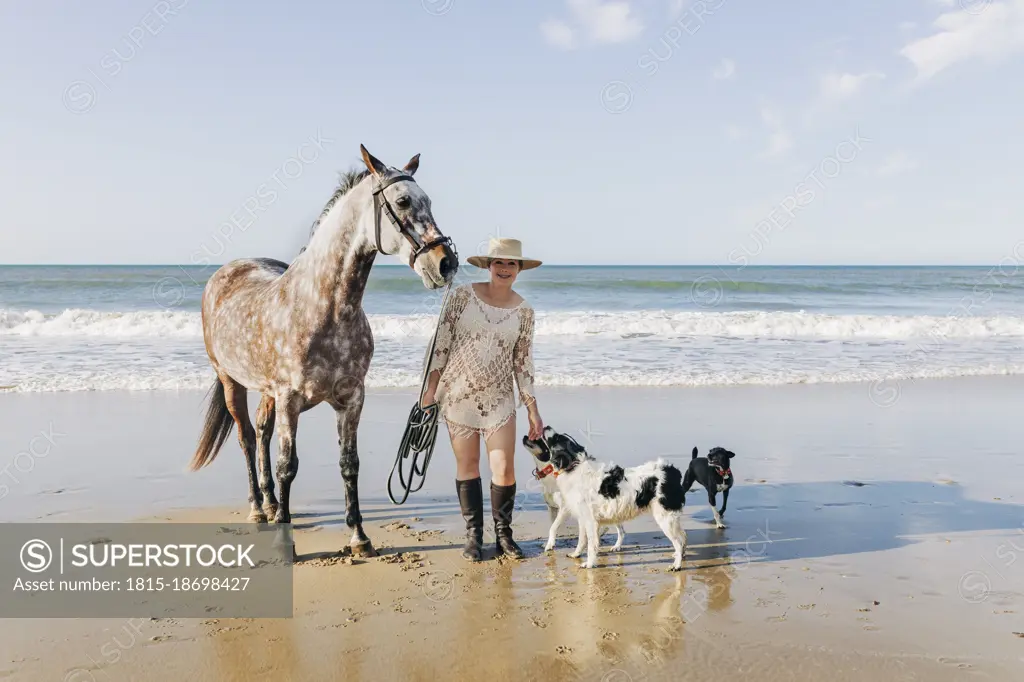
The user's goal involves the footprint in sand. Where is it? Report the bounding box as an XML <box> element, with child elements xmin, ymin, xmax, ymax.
<box><xmin>937</xmin><ymin>657</ymin><xmax>972</xmax><ymax>669</ymax></box>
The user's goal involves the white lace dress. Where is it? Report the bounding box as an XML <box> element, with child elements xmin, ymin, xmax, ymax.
<box><xmin>426</xmin><ymin>283</ymin><xmax>537</xmax><ymax>438</ymax></box>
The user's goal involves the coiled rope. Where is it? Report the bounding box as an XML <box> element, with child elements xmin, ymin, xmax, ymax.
<box><xmin>387</xmin><ymin>279</ymin><xmax>455</xmax><ymax>505</ymax></box>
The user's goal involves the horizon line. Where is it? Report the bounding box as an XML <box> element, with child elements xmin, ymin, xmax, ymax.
<box><xmin>0</xmin><ymin>263</ymin><xmax>1015</xmax><ymax>269</ymax></box>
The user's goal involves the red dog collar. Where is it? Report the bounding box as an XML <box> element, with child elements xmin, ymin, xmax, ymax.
<box><xmin>715</xmin><ymin>467</ymin><xmax>732</xmax><ymax>478</ymax></box>
<box><xmin>533</xmin><ymin>464</ymin><xmax>554</xmax><ymax>480</ymax></box>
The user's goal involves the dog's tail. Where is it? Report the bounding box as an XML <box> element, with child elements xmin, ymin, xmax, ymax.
<box><xmin>691</xmin><ymin>446</ymin><xmax>698</xmax><ymax>460</ymax></box>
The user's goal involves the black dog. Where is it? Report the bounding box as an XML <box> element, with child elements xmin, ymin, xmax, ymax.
<box><xmin>682</xmin><ymin>447</ymin><xmax>735</xmax><ymax>528</ymax></box>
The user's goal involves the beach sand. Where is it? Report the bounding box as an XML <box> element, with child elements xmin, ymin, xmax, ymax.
<box><xmin>1</xmin><ymin>377</ymin><xmax>1023</xmax><ymax>680</ymax></box>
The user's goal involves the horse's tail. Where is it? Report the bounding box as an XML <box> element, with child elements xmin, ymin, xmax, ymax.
<box><xmin>189</xmin><ymin>379</ymin><xmax>234</xmax><ymax>471</ymax></box>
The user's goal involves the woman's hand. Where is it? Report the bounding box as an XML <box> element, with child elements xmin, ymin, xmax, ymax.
<box><xmin>420</xmin><ymin>389</ymin><xmax>436</xmax><ymax>409</ymax></box>
<box><xmin>527</xmin><ymin>404</ymin><xmax>544</xmax><ymax>440</ymax></box>
<box><xmin>420</xmin><ymin>371</ymin><xmax>440</xmax><ymax>409</ymax></box>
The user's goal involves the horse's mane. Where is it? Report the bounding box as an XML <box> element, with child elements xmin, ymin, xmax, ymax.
<box><xmin>299</xmin><ymin>168</ymin><xmax>370</xmax><ymax>253</ymax></box>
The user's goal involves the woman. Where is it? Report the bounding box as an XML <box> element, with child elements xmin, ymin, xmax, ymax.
<box><xmin>421</xmin><ymin>237</ymin><xmax>545</xmax><ymax>561</ymax></box>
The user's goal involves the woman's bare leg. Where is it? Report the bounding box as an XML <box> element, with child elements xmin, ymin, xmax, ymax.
<box><xmin>484</xmin><ymin>416</ymin><xmax>516</xmax><ymax>486</ymax></box>
<box><xmin>450</xmin><ymin>423</ymin><xmax>482</xmax><ymax>480</ymax></box>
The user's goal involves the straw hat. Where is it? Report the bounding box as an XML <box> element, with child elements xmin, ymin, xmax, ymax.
<box><xmin>467</xmin><ymin>238</ymin><xmax>542</xmax><ymax>270</ymax></box>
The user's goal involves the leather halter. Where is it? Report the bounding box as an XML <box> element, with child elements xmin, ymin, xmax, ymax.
<box><xmin>372</xmin><ymin>172</ymin><xmax>455</xmax><ymax>267</ymax></box>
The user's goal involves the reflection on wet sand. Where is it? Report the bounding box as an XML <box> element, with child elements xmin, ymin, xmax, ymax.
<box><xmin>203</xmin><ymin>610</ymin><xmax>304</xmax><ymax>681</ymax></box>
<box><xmin>689</xmin><ymin>539</ymin><xmax>737</xmax><ymax>616</ymax></box>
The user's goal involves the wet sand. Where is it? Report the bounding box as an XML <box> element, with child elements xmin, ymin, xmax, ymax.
<box><xmin>1</xmin><ymin>378</ymin><xmax>1023</xmax><ymax>680</ymax></box>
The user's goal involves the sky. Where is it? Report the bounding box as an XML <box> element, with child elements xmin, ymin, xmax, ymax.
<box><xmin>1</xmin><ymin>0</ymin><xmax>1022</xmax><ymax>266</ymax></box>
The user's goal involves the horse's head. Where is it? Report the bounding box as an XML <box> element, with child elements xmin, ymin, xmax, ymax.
<box><xmin>360</xmin><ymin>145</ymin><xmax>458</xmax><ymax>289</ymax></box>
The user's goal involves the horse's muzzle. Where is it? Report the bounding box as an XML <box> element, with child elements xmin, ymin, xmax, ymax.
<box><xmin>432</xmin><ymin>237</ymin><xmax>458</xmax><ymax>283</ymax></box>
<box><xmin>439</xmin><ymin>247</ymin><xmax>458</xmax><ymax>281</ymax></box>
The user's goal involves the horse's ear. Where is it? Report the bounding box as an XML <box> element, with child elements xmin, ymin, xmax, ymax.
<box><xmin>403</xmin><ymin>154</ymin><xmax>420</xmax><ymax>176</ymax></box>
<box><xmin>360</xmin><ymin>144</ymin><xmax>388</xmax><ymax>178</ymax></box>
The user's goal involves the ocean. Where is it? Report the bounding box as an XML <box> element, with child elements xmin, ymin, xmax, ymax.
<box><xmin>2</xmin><ymin>264</ymin><xmax>1023</xmax><ymax>392</ymax></box>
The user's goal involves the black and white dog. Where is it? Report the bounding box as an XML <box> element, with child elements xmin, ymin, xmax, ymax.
<box><xmin>522</xmin><ymin>427</ymin><xmax>688</xmax><ymax>571</ymax></box>
<box><xmin>682</xmin><ymin>446</ymin><xmax>736</xmax><ymax>528</ymax></box>
<box><xmin>522</xmin><ymin>433</ymin><xmax>626</xmax><ymax>555</ymax></box>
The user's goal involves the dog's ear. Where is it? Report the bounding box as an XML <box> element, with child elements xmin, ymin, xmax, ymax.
<box><xmin>566</xmin><ymin>436</ymin><xmax>586</xmax><ymax>456</ymax></box>
<box><xmin>727</xmin><ymin>450</ymin><xmax>736</xmax><ymax>459</ymax></box>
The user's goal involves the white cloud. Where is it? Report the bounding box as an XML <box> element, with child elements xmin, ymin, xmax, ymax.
<box><xmin>763</xmin><ymin>130</ymin><xmax>794</xmax><ymax>157</ymax></box>
<box><xmin>756</xmin><ymin>105</ymin><xmax>794</xmax><ymax>158</ymax></box>
<box><xmin>723</xmin><ymin>124</ymin><xmax>746</xmax><ymax>141</ymax></box>
<box><xmin>819</xmin><ymin>71</ymin><xmax>886</xmax><ymax>100</ymax></box>
<box><xmin>900</xmin><ymin>21</ymin><xmax>919</xmax><ymax>31</ymax></box>
<box><xmin>759</xmin><ymin>106</ymin><xmax>783</xmax><ymax>128</ymax></box>
<box><xmin>712</xmin><ymin>58</ymin><xmax>736</xmax><ymax>80</ymax></box>
<box><xmin>900</xmin><ymin>0</ymin><xmax>1024</xmax><ymax>81</ymax></box>
<box><xmin>541</xmin><ymin>19</ymin><xmax>576</xmax><ymax>49</ymax></box>
<box><xmin>877</xmin><ymin>151</ymin><xmax>920</xmax><ymax>176</ymax></box>
<box><xmin>542</xmin><ymin>0</ymin><xmax>643</xmax><ymax>49</ymax></box>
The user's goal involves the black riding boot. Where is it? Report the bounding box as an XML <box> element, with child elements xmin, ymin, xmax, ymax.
<box><xmin>456</xmin><ymin>478</ymin><xmax>484</xmax><ymax>562</ymax></box>
<box><xmin>491</xmin><ymin>482</ymin><xmax>524</xmax><ymax>559</ymax></box>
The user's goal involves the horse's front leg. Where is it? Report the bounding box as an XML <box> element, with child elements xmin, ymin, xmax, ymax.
<box><xmin>336</xmin><ymin>392</ymin><xmax>376</xmax><ymax>557</ymax></box>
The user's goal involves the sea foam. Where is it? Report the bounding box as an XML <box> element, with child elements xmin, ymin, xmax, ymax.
<box><xmin>5</xmin><ymin>308</ymin><xmax>1024</xmax><ymax>340</ymax></box>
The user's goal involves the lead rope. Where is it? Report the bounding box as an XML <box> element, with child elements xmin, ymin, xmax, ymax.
<box><xmin>387</xmin><ymin>279</ymin><xmax>455</xmax><ymax>505</ymax></box>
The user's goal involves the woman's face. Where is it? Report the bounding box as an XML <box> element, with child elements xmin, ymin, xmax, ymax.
<box><xmin>488</xmin><ymin>258</ymin><xmax>520</xmax><ymax>285</ymax></box>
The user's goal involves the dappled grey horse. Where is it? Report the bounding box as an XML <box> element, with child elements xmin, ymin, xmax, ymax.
<box><xmin>189</xmin><ymin>145</ymin><xmax>457</xmax><ymax>557</ymax></box>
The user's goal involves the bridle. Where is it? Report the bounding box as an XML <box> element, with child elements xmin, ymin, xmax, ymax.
<box><xmin>372</xmin><ymin>171</ymin><xmax>456</xmax><ymax>268</ymax></box>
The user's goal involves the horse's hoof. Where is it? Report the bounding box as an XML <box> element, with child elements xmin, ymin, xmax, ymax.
<box><xmin>263</xmin><ymin>503</ymin><xmax>279</xmax><ymax>519</ymax></box>
<box><xmin>249</xmin><ymin>509</ymin><xmax>269</xmax><ymax>524</ymax></box>
<box><xmin>351</xmin><ymin>540</ymin><xmax>377</xmax><ymax>558</ymax></box>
